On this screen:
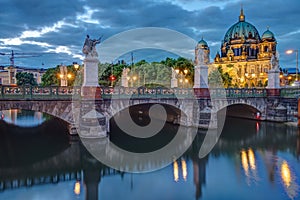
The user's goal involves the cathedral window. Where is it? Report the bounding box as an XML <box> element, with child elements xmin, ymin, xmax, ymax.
<box><xmin>264</xmin><ymin>46</ymin><xmax>269</xmax><ymax>52</ymax></box>
<box><xmin>248</xmin><ymin>32</ymin><xmax>253</xmax><ymax>38</ymax></box>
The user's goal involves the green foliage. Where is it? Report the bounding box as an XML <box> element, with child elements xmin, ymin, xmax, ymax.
<box><xmin>98</xmin><ymin>57</ymin><xmax>194</xmax><ymax>87</ymax></box>
<box><xmin>41</xmin><ymin>65</ymin><xmax>79</xmax><ymax>86</ymax></box>
<box><xmin>16</xmin><ymin>72</ymin><xmax>37</xmax><ymax>86</ymax></box>
<box><xmin>99</xmin><ymin>63</ymin><xmax>128</xmax><ymax>86</ymax></box>
<box><xmin>41</xmin><ymin>66</ymin><xmax>60</xmax><ymax>86</ymax></box>
<box><xmin>208</xmin><ymin>66</ymin><xmax>232</xmax><ymax>88</ymax></box>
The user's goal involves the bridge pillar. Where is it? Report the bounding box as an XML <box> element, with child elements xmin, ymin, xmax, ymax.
<box><xmin>81</xmin><ymin>56</ymin><xmax>102</xmax><ymax>99</ymax></box>
<box><xmin>199</xmin><ymin>107</ymin><xmax>217</xmax><ymax>129</ymax></box>
<box><xmin>266</xmin><ymin>55</ymin><xmax>280</xmax><ymax>97</ymax></box>
<box><xmin>193</xmin><ymin>48</ymin><xmax>210</xmax><ymax>98</ymax></box>
<box><xmin>78</xmin><ymin>100</ymin><xmax>107</xmax><ymax>138</ymax></box>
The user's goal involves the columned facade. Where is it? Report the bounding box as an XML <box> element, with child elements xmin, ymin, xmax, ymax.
<box><xmin>208</xmin><ymin>8</ymin><xmax>277</xmax><ymax>88</ymax></box>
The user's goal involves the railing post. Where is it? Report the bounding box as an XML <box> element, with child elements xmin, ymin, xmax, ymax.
<box><xmin>50</xmin><ymin>86</ymin><xmax>53</xmax><ymax>98</ymax></box>
<box><xmin>30</xmin><ymin>85</ymin><xmax>33</xmax><ymax>99</ymax></box>
<box><xmin>21</xmin><ymin>85</ymin><xmax>25</xmax><ymax>99</ymax></box>
<box><xmin>0</xmin><ymin>86</ymin><xmax>3</xmax><ymax>99</ymax></box>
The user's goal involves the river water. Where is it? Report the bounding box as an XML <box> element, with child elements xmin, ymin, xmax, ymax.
<box><xmin>0</xmin><ymin>109</ymin><xmax>299</xmax><ymax>200</ymax></box>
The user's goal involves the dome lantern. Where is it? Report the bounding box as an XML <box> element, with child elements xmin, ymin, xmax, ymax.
<box><xmin>239</xmin><ymin>7</ymin><xmax>245</xmax><ymax>22</ymax></box>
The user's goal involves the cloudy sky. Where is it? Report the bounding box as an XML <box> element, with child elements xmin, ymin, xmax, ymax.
<box><xmin>0</xmin><ymin>0</ymin><xmax>299</xmax><ymax>69</ymax></box>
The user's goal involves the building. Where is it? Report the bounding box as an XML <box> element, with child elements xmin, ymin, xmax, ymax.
<box><xmin>196</xmin><ymin>8</ymin><xmax>277</xmax><ymax>88</ymax></box>
<box><xmin>0</xmin><ymin>66</ymin><xmax>46</xmax><ymax>85</ymax></box>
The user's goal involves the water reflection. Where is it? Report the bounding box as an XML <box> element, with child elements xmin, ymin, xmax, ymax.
<box><xmin>0</xmin><ymin>116</ymin><xmax>299</xmax><ymax>200</ymax></box>
<box><xmin>241</xmin><ymin>150</ymin><xmax>249</xmax><ymax>177</ymax></box>
<box><xmin>281</xmin><ymin>160</ymin><xmax>291</xmax><ymax>187</ymax></box>
<box><xmin>181</xmin><ymin>158</ymin><xmax>187</xmax><ymax>181</ymax></box>
<box><xmin>280</xmin><ymin>160</ymin><xmax>299</xmax><ymax>199</ymax></box>
<box><xmin>0</xmin><ymin>109</ymin><xmax>50</xmax><ymax>127</ymax></box>
<box><xmin>248</xmin><ymin>148</ymin><xmax>256</xmax><ymax>170</ymax></box>
<box><xmin>173</xmin><ymin>160</ymin><xmax>179</xmax><ymax>182</ymax></box>
<box><xmin>172</xmin><ymin>158</ymin><xmax>188</xmax><ymax>182</ymax></box>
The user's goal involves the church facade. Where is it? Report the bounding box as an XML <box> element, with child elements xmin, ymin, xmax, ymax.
<box><xmin>196</xmin><ymin>8</ymin><xmax>277</xmax><ymax>87</ymax></box>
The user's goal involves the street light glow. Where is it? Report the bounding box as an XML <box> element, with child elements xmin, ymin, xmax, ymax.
<box><xmin>73</xmin><ymin>62</ymin><xmax>79</xmax><ymax>70</ymax></box>
<box><xmin>67</xmin><ymin>73</ymin><xmax>72</xmax><ymax>79</ymax></box>
<box><xmin>286</xmin><ymin>49</ymin><xmax>299</xmax><ymax>83</ymax></box>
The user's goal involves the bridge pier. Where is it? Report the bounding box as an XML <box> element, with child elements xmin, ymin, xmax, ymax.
<box><xmin>78</xmin><ymin>100</ymin><xmax>108</xmax><ymax>138</ymax></box>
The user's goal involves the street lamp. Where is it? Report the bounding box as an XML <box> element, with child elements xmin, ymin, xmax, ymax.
<box><xmin>73</xmin><ymin>62</ymin><xmax>80</xmax><ymax>71</ymax></box>
<box><xmin>286</xmin><ymin>49</ymin><xmax>299</xmax><ymax>83</ymax></box>
<box><xmin>67</xmin><ymin>73</ymin><xmax>72</xmax><ymax>79</ymax></box>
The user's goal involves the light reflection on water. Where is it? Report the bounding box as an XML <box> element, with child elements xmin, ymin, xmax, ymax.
<box><xmin>0</xmin><ymin>109</ymin><xmax>50</xmax><ymax>127</ymax></box>
<box><xmin>0</xmin><ymin>112</ymin><xmax>299</xmax><ymax>200</ymax></box>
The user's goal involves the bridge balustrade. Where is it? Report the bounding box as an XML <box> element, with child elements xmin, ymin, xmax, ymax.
<box><xmin>280</xmin><ymin>87</ymin><xmax>300</xmax><ymax>98</ymax></box>
<box><xmin>2</xmin><ymin>85</ymin><xmax>298</xmax><ymax>100</ymax></box>
<box><xmin>0</xmin><ymin>85</ymin><xmax>80</xmax><ymax>100</ymax></box>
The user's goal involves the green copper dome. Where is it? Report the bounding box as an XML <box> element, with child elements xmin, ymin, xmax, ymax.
<box><xmin>223</xmin><ymin>9</ymin><xmax>261</xmax><ymax>43</ymax></box>
<box><xmin>262</xmin><ymin>29</ymin><xmax>275</xmax><ymax>40</ymax></box>
<box><xmin>197</xmin><ymin>38</ymin><xmax>208</xmax><ymax>47</ymax></box>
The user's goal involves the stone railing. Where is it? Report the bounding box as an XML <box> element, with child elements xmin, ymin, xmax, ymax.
<box><xmin>101</xmin><ymin>87</ymin><xmax>194</xmax><ymax>99</ymax></box>
<box><xmin>0</xmin><ymin>85</ymin><xmax>80</xmax><ymax>100</ymax></box>
<box><xmin>1</xmin><ymin>85</ymin><xmax>296</xmax><ymax>100</ymax></box>
<box><xmin>280</xmin><ymin>87</ymin><xmax>300</xmax><ymax>98</ymax></box>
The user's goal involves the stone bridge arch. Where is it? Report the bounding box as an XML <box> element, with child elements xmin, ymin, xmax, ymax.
<box><xmin>0</xmin><ymin>100</ymin><xmax>74</xmax><ymax>124</ymax></box>
<box><xmin>104</xmin><ymin>98</ymin><xmax>199</xmax><ymax>127</ymax></box>
<box><xmin>214</xmin><ymin>98</ymin><xmax>267</xmax><ymax>120</ymax></box>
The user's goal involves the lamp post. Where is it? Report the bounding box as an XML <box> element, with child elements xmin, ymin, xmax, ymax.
<box><xmin>73</xmin><ymin>62</ymin><xmax>80</xmax><ymax>71</ymax></box>
<box><xmin>175</xmin><ymin>68</ymin><xmax>188</xmax><ymax>88</ymax></box>
<box><xmin>73</xmin><ymin>62</ymin><xmax>81</xmax><ymax>86</ymax></box>
<box><xmin>286</xmin><ymin>49</ymin><xmax>299</xmax><ymax>84</ymax></box>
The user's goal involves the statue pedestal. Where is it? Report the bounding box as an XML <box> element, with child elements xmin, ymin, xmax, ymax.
<box><xmin>82</xmin><ymin>56</ymin><xmax>101</xmax><ymax>99</ymax></box>
<box><xmin>171</xmin><ymin>78</ymin><xmax>178</xmax><ymax>88</ymax></box>
<box><xmin>266</xmin><ymin>68</ymin><xmax>280</xmax><ymax>97</ymax></box>
<box><xmin>193</xmin><ymin>88</ymin><xmax>210</xmax><ymax>98</ymax></box>
<box><xmin>81</xmin><ymin>86</ymin><xmax>102</xmax><ymax>99</ymax></box>
<box><xmin>193</xmin><ymin>65</ymin><xmax>209</xmax><ymax>98</ymax></box>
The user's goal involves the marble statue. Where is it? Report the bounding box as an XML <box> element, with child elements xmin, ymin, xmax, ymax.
<box><xmin>122</xmin><ymin>67</ymin><xmax>130</xmax><ymax>77</ymax></box>
<box><xmin>82</xmin><ymin>35</ymin><xmax>102</xmax><ymax>57</ymax></box>
<box><xmin>171</xmin><ymin>68</ymin><xmax>176</xmax><ymax>79</ymax></box>
<box><xmin>270</xmin><ymin>52</ymin><xmax>279</xmax><ymax>70</ymax></box>
<box><xmin>197</xmin><ymin>48</ymin><xmax>209</xmax><ymax>65</ymax></box>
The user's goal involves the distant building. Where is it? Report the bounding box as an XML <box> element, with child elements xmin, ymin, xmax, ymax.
<box><xmin>196</xmin><ymin>8</ymin><xmax>277</xmax><ymax>87</ymax></box>
<box><xmin>0</xmin><ymin>66</ymin><xmax>46</xmax><ymax>85</ymax></box>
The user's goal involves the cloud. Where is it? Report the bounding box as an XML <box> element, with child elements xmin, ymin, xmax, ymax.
<box><xmin>0</xmin><ymin>0</ymin><xmax>299</xmax><ymax>68</ymax></box>
<box><xmin>76</xmin><ymin>6</ymin><xmax>100</xmax><ymax>24</ymax></box>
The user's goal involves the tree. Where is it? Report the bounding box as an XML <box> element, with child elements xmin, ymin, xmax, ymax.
<box><xmin>99</xmin><ymin>62</ymin><xmax>129</xmax><ymax>86</ymax></box>
<box><xmin>41</xmin><ymin>65</ymin><xmax>78</xmax><ymax>86</ymax></box>
<box><xmin>41</xmin><ymin>66</ymin><xmax>60</xmax><ymax>86</ymax></box>
<box><xmin>16</xmin><ymin>72</ymin><xmax>37</xmax><ymax>86</ymax></box>
<box><xmin>208</xmin><ymin>66</ymin><xmax>232</xmax><ymax>88</ymax></box>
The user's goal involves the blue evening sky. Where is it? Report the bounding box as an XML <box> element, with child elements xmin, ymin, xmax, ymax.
<box><xmin>0</xmin><ymin>0</ymin><xmax>299</xmax><ymax>69</ymax></box>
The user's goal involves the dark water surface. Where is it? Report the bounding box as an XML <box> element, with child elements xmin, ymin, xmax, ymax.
<box><xmin>0</xmin><ymin>109</ymin><xmax>299</xmax><ymax>200</ymax></box>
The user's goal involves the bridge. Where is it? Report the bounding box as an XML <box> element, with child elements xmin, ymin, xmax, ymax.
<box><xmin>0</xmin><ymin>85</ymin><xmax>299</xmax><ymax>137</ymax></box>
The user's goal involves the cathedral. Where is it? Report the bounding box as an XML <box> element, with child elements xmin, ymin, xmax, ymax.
<box><xmin>196</xmin><ymin>8</ymin><xmax>277</xmax><ymax>87</ymax></box>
